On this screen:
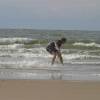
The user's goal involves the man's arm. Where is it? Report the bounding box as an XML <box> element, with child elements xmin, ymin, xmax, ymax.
<box><xmin>54</xmin><ymin>42</ymin><xmax>60</xmax><ymax>51</ymax></box>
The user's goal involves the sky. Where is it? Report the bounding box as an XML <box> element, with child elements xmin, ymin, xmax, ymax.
<box><xmin>0</xmin><ymin>0</ymin><xmax>100</xmax><ymax>30</ymax></box>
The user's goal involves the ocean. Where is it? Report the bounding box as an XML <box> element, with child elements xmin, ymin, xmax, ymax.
<box><xmin>0</xmin><ymin>29</ymin><xmax>100</xmax><ymax>80</ymax></box>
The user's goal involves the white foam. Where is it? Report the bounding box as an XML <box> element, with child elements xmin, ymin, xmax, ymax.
<box><xmin>0</xmin><ymin>45</ymin><xmax>100</xmax><ymax>69</ymax></box>
<box><xmin>0</xmin><ymin>44</ymin><xmax>24</xmax><ymax>50</ymax></box>
<box><xmin>73</xmin><ymin>42</ymin><xmax>100</xmax><ymax>47</ymax></box>
<box><xmin>64</xmin><ymin>53</ymin><xmax>100</xmax><ymax>60</ymax></box>
<box><xmin>70</xmin><ymin>61</ymin><xmax>100</xmax><ymax>64</ymax></box>
<box><xmin>63</xmin><ymin>54</ymin><xmax>90</xmax><ymax>60</ymax></box>
<box><xmin>0</xmin><ymin>37</ymin><xmax>33</xmax><ymax>43</ymax></box>
<box><xmin>0</xmin><ymin>58</ymin><xmax>52</xmax><ymax>69</ymax></box>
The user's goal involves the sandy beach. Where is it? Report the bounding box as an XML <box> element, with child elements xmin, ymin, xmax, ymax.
<box><xmin>0</xmin><ymin>80</ymin><xmax>100</xmax><ymax>100</ymax></box>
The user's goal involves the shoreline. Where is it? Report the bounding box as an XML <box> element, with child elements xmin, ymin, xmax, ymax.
<box><xmin>0</xmin><ymin>80</ymin><xmax>100</xmax><ymax>100</ymax></box>
<box><xmin>0</xmin><ymin>68</ymin><xmax>100</xmax><ymax>80</ymax></box>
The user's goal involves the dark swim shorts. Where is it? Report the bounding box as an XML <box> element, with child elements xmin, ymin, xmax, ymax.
<box><xmin>46</xmin><ymin>47</ymin><xmax>58</xmax><ymax>54</ymax></box>
<box><xmin>46</xmin><ymin>42</ymin><xmax>58</xmax><ymax>54</ymax></box>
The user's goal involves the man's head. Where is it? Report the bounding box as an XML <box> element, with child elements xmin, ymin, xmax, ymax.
<box><xmin>61</xmin><ymin>37</ymin><xmax>67</xmax><ymax>43</ymax></box>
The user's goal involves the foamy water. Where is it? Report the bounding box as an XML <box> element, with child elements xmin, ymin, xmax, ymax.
<box><xmin>73</xmin><ymin>42</ymin><xmax>100</xmax><ymax>48</ymax></box>
<box><xmin>0</xmin><ymin>43</ymin><xmax>100</xmax><ymax>68</ymax></box>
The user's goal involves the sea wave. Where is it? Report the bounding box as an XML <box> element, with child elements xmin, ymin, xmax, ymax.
<box><xmin>0</xmin><ymin>37</ymin><xmax>49</xmax><ymax>45</ymax></box>
<box><xmin>0</xmin><ymin>46</ymin><xmax>99</xmax><ymax>59</ymax></box>
<box><xmin>69</xmin><ymin>61</ymin><xmax>100</xmax><ymax>64</ymax></box>
<box><xmin>0</xmin><ymin>52</ymin><xmax>100</xmax><ymax>69</ymax></box>
<box><xmin>73</xmin><ymin>42</ymin><xmax>100</xmax><ymax>48</ymax></box>
<box><xmin>63</xmin><ymin>54</ymin><xmax>100</xmax><ymax>60</ymax></box>
<box><xmin>0</xmin><ymin>57</ymin><xmax>100</xmax><ymax>69</ymax></box>
<box><xmin>0</xmin><ymin>37</ymin><xmax>33</xmax><ymax>44</ymax></box>
<box><xmin>0</xmin><ymin>44</ymin><xmax>24</xmax><ymax>50</ymax></box>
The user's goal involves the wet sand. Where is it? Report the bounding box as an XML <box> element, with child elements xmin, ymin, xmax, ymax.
<box><xmin>0</xmin><ymin>80</ymin><xmax>100</xmax><ymax>100</ymax></box>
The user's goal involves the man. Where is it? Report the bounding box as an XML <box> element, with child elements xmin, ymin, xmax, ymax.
<box><xmin>46</xmin><ymin>38</ymin><xmax>66</xmax><ymax>65</ymax></box>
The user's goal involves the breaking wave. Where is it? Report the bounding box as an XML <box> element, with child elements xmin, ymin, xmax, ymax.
<box><xmin>73</xmin><ymin>42</ymin><xmax>100</xmax><ymax>48</ymax></box>
<box><xmin>0</xmin><ymin>37</ymin><xmax>33</xmax><ymax>44</ymax></box>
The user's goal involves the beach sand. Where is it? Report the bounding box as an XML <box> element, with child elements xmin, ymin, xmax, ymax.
<box><xmin>0</xmin><ymin>80</ymin><xmax>100</xmax><ymax>100</ymax></box>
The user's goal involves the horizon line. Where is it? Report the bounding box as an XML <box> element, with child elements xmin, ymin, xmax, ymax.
<box><xmin>0</xmin><ymin>27</ymin><xmax>100</xmax><ymax>31</ymax></box>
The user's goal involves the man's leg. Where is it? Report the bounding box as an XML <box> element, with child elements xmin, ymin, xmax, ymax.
<box><xmin>51</xmin><ymin>52</ymin><xmax>57</xmax><ymax>65</ymax></box>
<box><xmin>57</xmin><ymin>52</ymin><xmax>63</xmax><ymax>64</ymax></box>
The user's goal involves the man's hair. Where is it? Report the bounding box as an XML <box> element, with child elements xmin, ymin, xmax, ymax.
<box><xmin>61</xmin><ymin>37</ymin><xmax>66</xmax><ymax>43</ymax></box>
